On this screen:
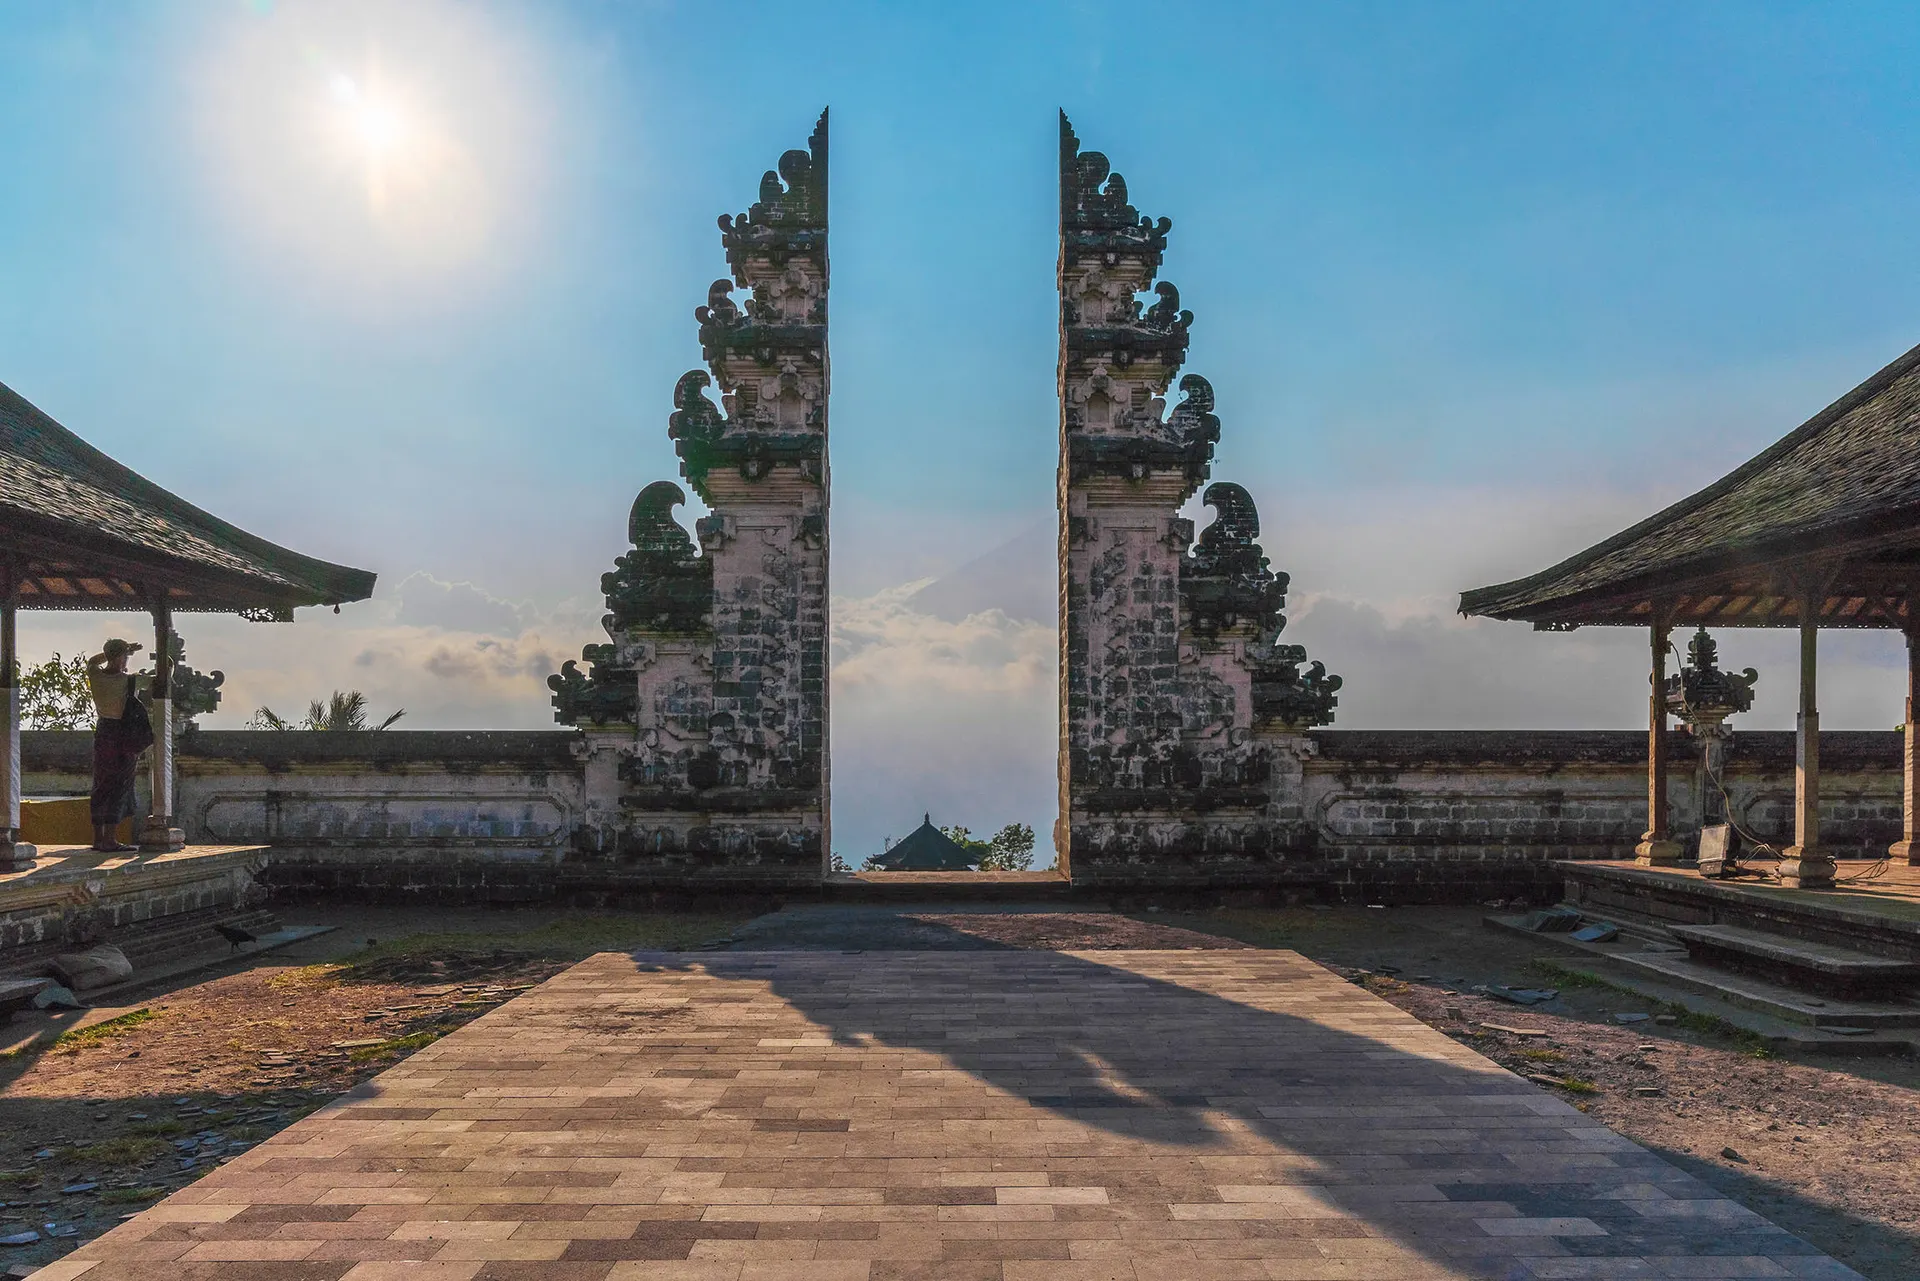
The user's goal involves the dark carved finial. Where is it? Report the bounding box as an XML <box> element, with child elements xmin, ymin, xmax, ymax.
<box><xmin>1143</xmin><ymin>281</ymin><xmax>1193</xmax><ymax>333</ymax></box>
<box><xmin>1184</xmin><ymin>482</ymin><xmax>1286</xmax><ymax>638</ymax></box>
<box><xmin>696</xmin><ymin>279</ymin><xmax>741</xmax><ymax>330</ymax></box>
<box><xmin>1666</xmin><ymin>625</ymin><xmax>1758</xmax><ymax>722</ymax></box>
<box><xmin>1059</xmin><ymin>113</ymin><xmax>1172</xmax><ymax>257</ymax></box>
<box><xmin>1170</xmin><ymin>375</ymin><xmax>1221</xmax><ymax>453</ymax></box>
<box><xmin>1199</xmin><ymin>481</ymin><xmax>1261</xmax><ymax>549</ymax></box>
<box><xmin>628</xmin><ymin>481</ymin><xmax>692</xmax><ymax>551</ymax></box>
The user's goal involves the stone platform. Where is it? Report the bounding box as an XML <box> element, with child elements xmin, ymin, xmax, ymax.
<box><xmin>1561</xmin><ymin>859</ymin><xmax>1920</xmax><ymax>964</ymax></box>
<box><xmin>0</xmin><ymin>844</ymin><xmax>267</xmax><ymax>959</ymax></box>
<box><xmin>49</xmin><ymin>949</ymin><xmax>1854</xmax><ymax>1280</ymax></box>
<box><xmin>824</xmin><ymin>871</ymin><xmax>1077</xmax><ymax>903</ymax></box>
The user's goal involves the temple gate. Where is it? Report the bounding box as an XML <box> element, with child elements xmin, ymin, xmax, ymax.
<box><xmin>1057</xmin><ymin>115</ymin><xmax>1343</xmax><ymax>885</ymax></box>
<box><xmin>549</xmin><ymin>112</ymin><xmax>830</xmax><ymax>884</ymax></box>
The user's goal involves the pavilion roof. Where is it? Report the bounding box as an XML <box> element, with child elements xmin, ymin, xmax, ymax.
<box><xmin>0</xmin><ymin>381</ymin><xmax>376</xmax><ymax>616</ymax></box>
<box><xmin>865</xmin><ymin>818</ymin><xmax>978</xmax><ymax>872</ymax></box>
<box><xmin>1459</xmin><ymin>339</ymin><xmax>1920</xmax><ymax>630</ymax></box>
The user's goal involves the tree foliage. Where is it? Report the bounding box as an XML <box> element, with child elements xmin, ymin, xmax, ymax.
<box><xmin>979</xmin><ymin>822</ymin><xmax>1037</xmax><ymax>871</ymax></box>
<box><xmin>18</xmin><ymin>654</ymin><xmax>94</xmax><ymax>730</ymax></box>
<box><xmin>249</xmin><ymin>690</ymin><xmax>405</xmax><ymax>732</ymax></box>
<box><xmin>938</xmin><ymin>822</ymin><xmax>1037</xmax><ymax>871</ymax></box>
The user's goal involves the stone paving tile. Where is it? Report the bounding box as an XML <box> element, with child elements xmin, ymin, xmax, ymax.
<box><xmin>49</xmin><ymin>950</ymin><xmax>1863</xmax><ymax>1280</ymax></box>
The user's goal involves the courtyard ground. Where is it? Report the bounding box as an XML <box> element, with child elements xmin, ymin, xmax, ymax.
<box><xmin>0</xmin><ymin>901</ymin><xmax>1912</xmax><ymax>1278</ymax></box>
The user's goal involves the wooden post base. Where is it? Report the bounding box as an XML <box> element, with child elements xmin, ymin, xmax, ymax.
<box><xmin>0</xmin><ymin>838</ymin><xmax>35</xmax><ymax>871</ymax></box>
<box><xmin>1891</xmin><ymin>839</ymin><xmax>1920</xmax><ymax>866</ymax></box>
<box><xmin>138</xmin><ymin>823</ymin><xmax>185</xmax><ymax>854</ymax></box>
<box><xmin>1634</xmin><ymin>838</ymin><xmax>1684</xmax><ymax>867</ymax></box>
<box><xmin>1778</xmin><ymin>846</ymin><xmax>1835</xmax><ymax>889</ymax></box>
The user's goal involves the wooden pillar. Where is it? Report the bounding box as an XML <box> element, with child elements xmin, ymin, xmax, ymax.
<box><xmin>0</xmin><ymin>563</ymin><xmax>35</xmax><ymax>871</ymax></box>
<box><xmin>1635</xmin><ymin>615</ymin><xmax>1682</xmax><ymax>866</ymax></box>
<box><xmin>1893</xmin><ymin>630</ymin><xmax>1920</xmax><ymax>865</ymax></box>
<box><xmin>138</xmin><ymin>596</ymin><xmax>184</xmax><ymax>852</ymax></box>
<box><xmin>1780</xmin><ymin>596</ymin><xmax>1834</xmax><ymax>888</ymax></box>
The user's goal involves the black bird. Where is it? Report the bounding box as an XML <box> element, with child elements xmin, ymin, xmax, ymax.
<box><xmin>215</xmin><ymin>923</ymin><xmax>257</xmax><ymax>952</ymax></box>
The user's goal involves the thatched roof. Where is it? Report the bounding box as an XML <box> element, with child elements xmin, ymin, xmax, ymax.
<box><xmin>1460</xmin><ymin>340</ymin><xmax>1920</xmax><ymax>629</ymax></box>
<box><xmin>0</xmin><ymin>381</ymin><xmax>375</xmax><ymax>616</ymax></box>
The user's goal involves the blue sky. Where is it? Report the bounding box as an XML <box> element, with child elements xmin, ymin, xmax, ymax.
<box><xmin>7</xmin><ymin>1</ymin><xmax>1920</xmax><ymax>860</ymax></box>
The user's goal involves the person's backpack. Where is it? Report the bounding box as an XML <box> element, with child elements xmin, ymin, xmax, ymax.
<box><xmin>121</xmin><ymin>675</ymin><xmax>155</xmax><ymax>753</ymax></box>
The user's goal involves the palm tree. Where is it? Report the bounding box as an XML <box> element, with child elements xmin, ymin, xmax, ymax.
<box><xmin>249</xmin><ymin>690</ymin><xmax>404</xmax><ymax>731</ymax></box>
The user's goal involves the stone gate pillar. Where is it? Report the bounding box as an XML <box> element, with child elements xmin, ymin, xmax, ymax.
<box><xmin>551</xmin><ymin>113</ymin><xmax>830</xmax><ymax>885</ymax></box>
<box><xmin>1058</xmin><ymin>114</ymin><xmax>1341</xmax><ymax>889</ymax></box>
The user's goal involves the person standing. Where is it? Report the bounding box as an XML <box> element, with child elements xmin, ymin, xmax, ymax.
<box><xmin>87</xmin><ymin>639</ymin><xmax>150</xmax><ymax>852</ymax></box>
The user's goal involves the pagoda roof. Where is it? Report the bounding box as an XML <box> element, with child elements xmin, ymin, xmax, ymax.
<box><xmin>1459</xmin><ymin>339</ymin><xmax>1920</xmax><ymax>630</ymax></box>
<box><xmin>865</xmin><ymin>817</ymin><xmax>979</xmax><ymax>872</ymax></box>
<box><xmin>0</xmin><ymin>381</ymin><xmax>376</xmax><ymax>616</ymax></box>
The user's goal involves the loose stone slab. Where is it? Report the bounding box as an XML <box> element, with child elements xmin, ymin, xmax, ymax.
<box><xmin>52</xmin><ymin>950</ymin><xmax>1858</xmax><ymax>1280</ymax></box>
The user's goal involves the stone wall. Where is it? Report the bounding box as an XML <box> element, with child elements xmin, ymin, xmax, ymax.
<box><xmin>22</xmin><ymin>728</ymin><xmax>1901</xmax><ymax>904</ymax></box>
<box><xmin>545</xmin><ymin>113</ymin><xmax>831</xmax><ymax>887</ymax></box>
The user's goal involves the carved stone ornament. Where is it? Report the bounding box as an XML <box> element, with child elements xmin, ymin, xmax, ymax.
<box><xmin>168</xmin><ymin>635</ymin><xmax>224</xmax><ymax>728</ymax></box>
<box><xmin>1180</xmin><ymin>482</ymin><xmax>1343</xmax><ymax>728</ymax></box>
<box><xmin>602</xmin><ymin>482</ymin><xmax>713</xmax><ymax>636</ymax></box>
<box><xmin>1664</xmin><ymin>626</ymin><xmax>1758</xmax><ymax>724</ymax></box>
<box><xmin>548</xmin><ymin>643</ymin><xmax>637</xmax><ymax>727</ymax></box>
<box><xmin>1182</xmin><ymin>482</ymin><xmax>1288</xmax><ymax>638</ymax></box>
<box><xmin>719</xmin><ymin>110</ymin><xmax>829</xmax><ymax>272</ymax></box>
<box><xmin>1060</xmin><ymin>112</ymin><xmax>1172</xmax><ymax>266</ymax></box>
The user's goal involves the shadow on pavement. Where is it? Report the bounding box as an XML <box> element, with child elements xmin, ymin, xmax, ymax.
<box><xmin>636</xmin><ymin>921</ymin><xmax>1892</xmax><ymax>1279</ymax></box>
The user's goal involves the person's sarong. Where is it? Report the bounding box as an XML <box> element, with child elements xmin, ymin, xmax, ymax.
<box><xmin>90</xmin><ymin>718</ymin><xmax>142</xmax><ymax>826</ymax></box>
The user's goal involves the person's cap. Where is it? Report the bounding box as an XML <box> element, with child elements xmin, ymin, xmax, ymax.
<box><xmin>102</xmin><ymin>638</ymin><xmax>143</xmax><ymax>657</ymax></box>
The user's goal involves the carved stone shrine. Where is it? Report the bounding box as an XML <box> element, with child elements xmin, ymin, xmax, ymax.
<box><xmin>1057</xmin><ymin>114</ymin><xmax>1342</xmax><ymax>884</ymax></box>
<box><xmin>550</xmin><ymin>112</ymin><xmax>830</xmax><ymax>883</ymax></box>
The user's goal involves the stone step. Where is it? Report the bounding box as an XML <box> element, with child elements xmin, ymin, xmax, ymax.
<box><xmin>1666</xmin><ymin>922</ymin><xmax>1920</xmax><ymax>1000</ymax></box>
<box><xmin>1608</xmin><ymin>946</ymin><xmax>1920</xmax><ymax>1029</ymax></box>
<box><xmin>1486</xmin><ymin>910</ymin><xmax>1920</xmax><ymax>1036</ymax></box>
<box><xmin>1536</xmin><ymin>955</ymin><xmax>1917</xmax><ymax>1056</ymax></box>
<box><xmin>824</xmin><ymin>872</ymin><xmax>1079</xmax><ymax>903</ymax></box>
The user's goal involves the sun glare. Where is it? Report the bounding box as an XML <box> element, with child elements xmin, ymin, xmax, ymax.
<box><xmin>191</xmin><ymin>0</ymin><xmax>550</xmax><ymax>292</ymax></box>
<box><xmin>330</xmin><ymin>75</ymin><xmax>411</xmax><ymax>161</ymax></box>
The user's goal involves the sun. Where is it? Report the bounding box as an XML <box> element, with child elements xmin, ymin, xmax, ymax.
<box><xmin>330</xmin><ymin>75</ymin><xmax>413</xmax><ymax>165</ymax></box>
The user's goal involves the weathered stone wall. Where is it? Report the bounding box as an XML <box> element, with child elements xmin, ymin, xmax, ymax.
<box><xmin>1057</xmin><ymin>116</ymin><xmax>1341</xmax><ymax>884</ymax></box>
<box><xmin>20</xmin><ymin>728</ymin><xmax>1902</xmax><ymax>903</ymax></box>
<box><xmin>546</xmin><ymin>113</ymin><xmax>831</xmax><ymax>886</ymax></box>
<box><xmin>1069</xmin><ymin>729</ymin><xmax>1903</xmax><ymax>901</ymax></box>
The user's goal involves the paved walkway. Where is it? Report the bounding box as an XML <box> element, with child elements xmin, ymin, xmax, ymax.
<box><xmin>43</xmin><ymin>948</ymin><xmax>1856</xmax><ymax>1280</ymax></box>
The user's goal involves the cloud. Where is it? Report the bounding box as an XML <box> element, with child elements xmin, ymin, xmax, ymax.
<box><xmin>391</xmin><ymin>571</ymin><xmax>536</xmax><ymax>635</ymax></box>
<box><xmin>830</xmin><ymin>584</ymin><xmax>1058</xmax><ymax>865</ymax></box>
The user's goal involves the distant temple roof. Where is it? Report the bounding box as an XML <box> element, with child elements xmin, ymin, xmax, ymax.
<box><xmin>0</xmin><ymin>381</ymin><xmax>376</xmax><ymax>616</ymax></box>
<box><xmin>1460</xmin><ymin>340</ymin><xmax>1920</xmax><ymax>629</ymax></box>
<box><xmin>865</xmin><ymin>816</ymin><xmax>979</xmax><ymax>872</ymax></box>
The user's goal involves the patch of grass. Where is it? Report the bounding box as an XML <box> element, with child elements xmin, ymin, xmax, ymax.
<box><xmin>126</xmin><ymin>1119</ymin><xmax>189</xmax><ymax>1138</ymax></box>
<box><xmin>1527</xmin><ymin>960</ymin><xmax>1772</xmax><ymax>1058</ymax></box>
<box><xmin>66</xmin><ymin>1135</ymin><xmax>173</xmax><ymax>1165</ymax></box>
<box><xmin>341</xmin><ymin>913</ymin><xmax>749</xmax><ymax>984</ymax></box>
<box><xmin>348</xmin><ymin>1030</ymin><xmax>444</xmax><ymax>1063</ymax></box>
<box><xmin>51</xmin><ymin>1008</ymin><xmax>159</xmax><ymax>1054</ymax></box>
<box><xmin>0</xmin><ymin>1170</ymin><xmax>42</xmax><ymax>1190</ymax></box>
<box><xmin>1556</xmin><ymin>1077</ymin><xmax>1600</xmax><ymax>1095</ymax></box>
<box><xmin>1519</xmin><ymin>1048</ymin><xmax>1566</xmax><ymax>1063</ymax></box>
<box><xmin>1527</xmin><ymin>959</ymin><xmax>1633</xmax><ymax>994</ymax></box>
<box><xmin>100</xmin><ymin>1185</ymin><xmax>166</xmax><ymax>1205</ymax></box>
<box><xmin>266</xmin><ymin>964</ymin><xmax>344</xmax><ymax>991</ymax></box>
